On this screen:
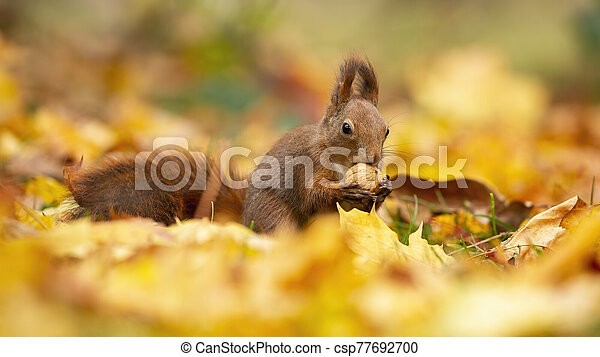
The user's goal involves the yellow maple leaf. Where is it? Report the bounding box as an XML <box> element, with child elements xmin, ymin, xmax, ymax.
<box><xmin>24</xmin><ymin>176</ymin><xmax>69</xmax><ymax>207</ymax></box>
<box><xmin>338</xmin><ymin>204</ymin><xmax>455</xmax><ymax>273</ymax></box>
<box><xmin>14</xmin><ymin>201</ymin><xmax>54</xmax><ymax>231</ymax></box>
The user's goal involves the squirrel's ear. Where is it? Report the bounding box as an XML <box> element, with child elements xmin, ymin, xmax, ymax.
<box><xmin>329</xmin><ymin>59</ymin><xmax>357</xmax><ymax>113</ymax></box>
<box><xmin>327</xmin><ymin>57</ymin><xmax>379</xmax><ymax>118</ymax></box>
<box><xmin>356</xmin><ymin>59</ymin><xmax>379</xmax><ymax>106</ymax></box>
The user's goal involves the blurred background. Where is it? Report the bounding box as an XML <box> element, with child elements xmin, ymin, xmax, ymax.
<box><xmin>1</xmin><ymin>0</ymin><xmax>600</xmax><ymax>204</ymax></box>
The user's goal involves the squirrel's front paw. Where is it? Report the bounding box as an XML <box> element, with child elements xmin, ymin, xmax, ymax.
<box><xmin>341</xmin><ymin>185</ymin><xmax>375</xmax><ymax>201</ymax></box>
<box><xmin>375</xmin><ymin>177</ymin><xmax>392</xmax><ymax>202</ymax></box>
<box><xmin>339</xmin><ymin>184</ymin><xmax>378</xmax><ymax>211</ymax></box>
<box><xmin>339</xmin><ymin>177</ymin><xmax>393</xmax><ymax>211</ymax></box>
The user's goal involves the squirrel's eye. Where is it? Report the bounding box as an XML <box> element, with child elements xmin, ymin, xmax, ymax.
<box><xmin>385</xmin><ymin>128</ymin><xmax>390</xmax><ymax>137</ymax></box>
<box><xmin>342</xmin><ymin>122</ymin><xmax>352</xmax><ymax>135</ymax></box>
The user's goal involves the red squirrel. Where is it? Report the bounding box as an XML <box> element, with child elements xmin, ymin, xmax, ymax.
<box><xmin>61</xmin><ymin>56</ymin><xmax>392</xmax><ymax>233</ymax></box>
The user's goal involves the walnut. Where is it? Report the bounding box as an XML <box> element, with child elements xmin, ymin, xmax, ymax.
<box><xmin>344</xmin><ymin>163</ymin><xmax>386</xmax><ymax>193</ymax></box>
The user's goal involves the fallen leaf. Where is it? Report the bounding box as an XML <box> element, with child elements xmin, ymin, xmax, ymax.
<box><xmin>338</xmin><ymin>204</ymin><xmax>455</xmax><ymax>273</ymax></box>
<box><xmin>24</xmin><ymin>176</ymin><xmax>69</xmax><ymax>208</ymax></box>
<box><xmin>14</xmin><ymin>201</ymin><xmax>54</xmax><ymax>231</ymax></box>
<box><xmin>525</xmin><ymin>207</ymin><xmax>600</xmax><ymax>282</ymax></box>
<box><xmin>501</xmin><ymin>196</ymin><xmax>587</xmax><ymax>265</ymax></box>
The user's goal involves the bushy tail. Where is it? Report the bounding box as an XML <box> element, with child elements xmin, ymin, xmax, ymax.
<box><xmin>59</xmin><ymin>152</ymin><xmax>247</xmax><ymax>226</ymax></box>
<box><xmin>193</xmin><ymin>155</ymin><xmax>246</xmax><ymax>223</ymax></box>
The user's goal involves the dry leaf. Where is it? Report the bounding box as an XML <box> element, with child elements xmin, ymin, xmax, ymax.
<box><xmin>501</xmin><ymin>196</ymin><xmax>587</xmax><ymax>264</ymax></box>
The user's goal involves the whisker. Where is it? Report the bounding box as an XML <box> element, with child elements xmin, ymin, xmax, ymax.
<box><xmin>382</xmin><ymin>149</ymin><xmax>415</xmax><ymax>154</ymax></box>
<box><xmin>381</xmin><ymin>156</ymin><xmax>408</xmax><ymax>165</ymax></box>
<box><xmin>382</xmin><ymin>150</ymin><xmax>418</xmax><ymax>161</ymax></box>
<box><xmin>384</xmin><ymin>140</ymin><xmax>422</xmax><ymax>147</ymax></box>
<box><xmin>387</xmin><ymin>122</ymin><xmax>410</xmax><ymax>131</ymax></box>
<box><xmin>384</xmin><ymin>144</ymin><xmax>412</xmax><ymax>149</ymax></box>
<box><xmin>385</xmin><ymin>117</ymin><xmax>410</xmax><ymax>132</ymax></box>
<box><xmin>387</xmin><ymin>120</ymin><xmax>409</xmax><ymax>129</ymax></box>
<box><xmin>382</xmin><ymin>147</ymin><xmax>417</xmax><ymax>155</ymax></box>
<box><xmin>385</xmin><ymin>110</ymin><xmax>410</xmax><ymax>125</ymax></box>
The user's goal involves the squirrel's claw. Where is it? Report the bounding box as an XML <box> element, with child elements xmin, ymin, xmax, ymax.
<box><xmin>376</xmin><ymin>178</ymin><xmax>392</xmax><ymax>198</ymax></box>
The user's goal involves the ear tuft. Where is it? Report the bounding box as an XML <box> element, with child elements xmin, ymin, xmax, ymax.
<box><xmin>327</xmin><ymin>55</ymin><xmax>379</xmax><ymax>116</ymax></box>
<box><xmin>355</xmin><ymin>58</ymin><xmax>378</xmax><ymax>106</ymax></box>
<box><xmin>329</xmin><ymin>58</ymin><xmax>357</xmax><ymax>112</ymax></box>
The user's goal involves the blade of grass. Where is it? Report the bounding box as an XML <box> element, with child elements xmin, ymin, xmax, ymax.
<box><xmin>448</xmin><ymin>232</ymin><xmax>512</xmax><ymax>255</ymax></box>
<box><xmin>400</xmin><ymin>194</ymin><xmax>419</xmax><ymax>245</ymax></box>
<box><xmin>434</xmin><ymin>189</ymin><xmax>447</xmax><ymax>209</ymax></box>
<box><xmin>490</xmin><ymin>192</ymin><xmax>498</xmax><ymax>236</ymax></box>
<box><xmin>474</xmin><ymin>214</ymin><xmax>515</xmax><ymax>232</ymax></box>
<box><xmin>591</xmin><ymin>176</ymin><xmax>596</xmax><ymax>205</ymax></box>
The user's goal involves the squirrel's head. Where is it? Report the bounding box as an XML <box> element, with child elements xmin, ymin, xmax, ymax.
<box><xmin>321</xmin><ymin>56</ymin><xmax>388</xmax><ymax>167</ymax></box>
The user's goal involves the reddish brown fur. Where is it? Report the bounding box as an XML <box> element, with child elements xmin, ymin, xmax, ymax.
<box><xmin>65</xmin><ymin>155</ymin><xmax>187</xmax><ymax>225</ymax></box>
<box><xmin>193</xmin><ymin>155</ymin><xmax>246</xmax><ymax>223</ymax></box>
<box><xmin>242</xmin><ymin>56</ymin><xmax>390</xmax><ymax>232</ymax></box>
<box><xmin>63</xmin><ymin>56</ymin><xmax>391</xmax><ymax>232</ymax></box>
<box><xmin>64</xmin><ymin>153</ymin><xmax>246</xmax><ymax>226</ymax></box>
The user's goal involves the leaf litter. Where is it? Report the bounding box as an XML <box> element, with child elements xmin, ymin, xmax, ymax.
<box><xmin>1</xmin><ymin>35</ymin><xmax>600</xmax><ymax>336</ymax></box>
